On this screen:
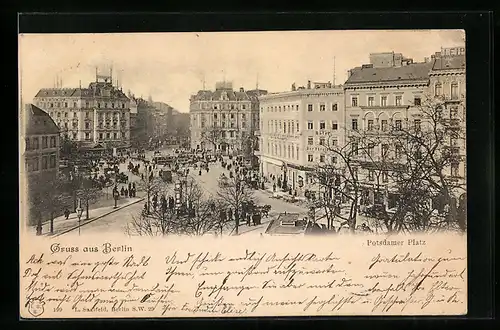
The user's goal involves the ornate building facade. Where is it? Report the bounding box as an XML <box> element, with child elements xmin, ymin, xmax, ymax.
<box><xmin>32</xmin><ymin>73</ymin><xmax>131</xmax><ymax>151</ymax></box>
<box><xmin>258</xmin><ymin>81</ymin><xmax>345</xmax><ymax>196</ymax></box>
<box><xmin>189</xmin><ymin>81</ymin><xmax>267</xmax><ymax>154</ymax></box>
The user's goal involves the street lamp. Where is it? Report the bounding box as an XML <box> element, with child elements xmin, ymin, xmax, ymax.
<box><xmin>76</xmin><ymin>199</ymin><xmax>83</xmax><ymax>236</ymax></box>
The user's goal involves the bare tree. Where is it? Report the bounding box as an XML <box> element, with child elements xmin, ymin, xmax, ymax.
<box><xmin>216</xmin><ymin>173</ymin><xmax>255</xmax><ymax>235</ymax></box>
<box><xmin>76</xmin><ymin>177</ymin><xmax>103</xmax><ymax>220</ymax></box>
<box><xmin>137</xmin><ymin>168</ymin><xmax>165</xmax><ymax>214</ymax></box>
<box><xmin>181</xmin><ymin>178</ymin><xmax>219</xmax><ymax>236</ymax></box>
<box><xmin>200</xmin><ymin>126</ymin><xmax>225</xmax><ymax>155</ymax></box>
<box><xmin>312</xmin><ymin>93</ymin><xmax>466</xmax><ymax>234</ymax></box>
<box><xmin>126</xmin><ymin>207</ymin><xmax>178</xmax><ymax>237</ymax></box>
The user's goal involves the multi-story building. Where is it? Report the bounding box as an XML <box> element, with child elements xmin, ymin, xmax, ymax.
<box><xmin>20</xmin><ymin>104</ymin><xmax>60</xmax><ymax>225</ymax></box>
<box><xmin>189</xmin><ymin>81</ymin><xmax>267</xmax><ymax>154</ymax></box>
<box><xmin>32</xmin><ymin>73</ymin><xmax>131</xmax><ymax>151</ymax></box>
<box><xmin>258</xmin><ymin>81</ymin><xmax>344</xmax><ymax>196</ymax></box>
<box><xmin>428</xmin><ymin>47</ymin><xmax>466</xmax><ymax>197</ymax></box>
<box><xmin>343</xmin><ymin>52</ymin><xmax>434</xmax><ymax>207</ymax></box>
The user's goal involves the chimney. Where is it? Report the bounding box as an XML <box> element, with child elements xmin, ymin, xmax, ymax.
<box><xmin>239</xmin><ymin>87</ymin><xmax>244</xmax><ymax>92</ymax></box>
<box><xmin>307</xmin><ymin>80</ymin><xmax>311</xmax><ymax>89</ymax></box>
<box><xmin>291</xmin><ymin>83</ymin><xmax>296</xmax><ymax>91</ymax></box>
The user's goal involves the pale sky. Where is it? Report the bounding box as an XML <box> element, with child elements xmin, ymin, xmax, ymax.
<box><xmin>19</xmin><ymin>30</ymin><xmax>464</xmax><ymax>112</ymax></box>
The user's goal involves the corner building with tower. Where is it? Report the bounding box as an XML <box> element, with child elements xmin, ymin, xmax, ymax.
<box><xmin>32</xmin><ymin>70</ymin><xmax>131</xmax><ymax>152</ymax></box>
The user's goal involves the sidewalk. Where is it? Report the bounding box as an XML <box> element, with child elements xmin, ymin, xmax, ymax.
<box><xmin>31</xmin><ymin>196</ymin><xmax>145</xmax><ymax>237</ymax></box>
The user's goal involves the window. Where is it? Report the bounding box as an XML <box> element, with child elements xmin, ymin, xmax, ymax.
<box><xmin>106</xmin><ymin>133</ymin><xmax>110</xmax><ymax>139</ymax></box>
<box><xmin>49</xmin><ymin>136</ymin><xmax>56</xmax><ymax>148</ymax></box>
<box><xmin>331</xmin><ymin>156</ymin><xmax>337</xmax><ymax>164</ymax></box>
<box><xmin>99</xmin><ymin>133</ymin><xmax>103</xmax><ymax>140</ymax></box>
<box><xmin>291</xmin><ymin>145</ymin><xmax>294</xmax><ymax>158</ymax></box>
<box><xmin>25</xmin><ymin>137</ymin><xmax>30</xmax><ymax>150</ymax></box>
<box><xmin>308</xmin><ymin>154</ymin><xmax>314</xmax><ymax>162</ymax></box>
<box><xmin>395</xmin><ymin>95</ymin><xmax>402</xmax><ymax>106</ymax></box>
<box><xmin>32</xmin><ymin>137</ymin><xmax>39</xmax><ymax>149</ymax></box>
<box><xmin>319</xmin><ymin>121</ymin><xmax>326</xmax><ymax>130</ymax></box>
<box><xmin>242</xmin><ymin>105</ymin><xmax>246</xmax><ymax>110</ymax></box>
<box><xmin>113</xmin><ymin>133</ymin><xmax>117</xmax><ymax>139</ymax></box>
<box><xmin>352</xmin><ymin>142</ymin><xmax>358</xmax><ymax>155</ymax></box>
<box><xmin>307</xmin><ymin>121</ymin><xmax>314</xmax><ymax>130</ymax></box>
<box><xmin>73</xmin><ymin>112</ymin><xmax>77</xmax><ymax>118</ymax></box>
<box><xmin>230</xmin><ymin>131</ymin><xmax>234</xmax><ymax>138</ymax></box>
<box><xmin>368</xmin><ymin>170</ymin><xmax>375</xmax><ymax>181</ymax></box>
<box><xmin>287</xmin><ymin>122</ymin><xmax>291</xmax><ymax>134</ymax></box>
<box><xmin>64</xmin><ymin>102</ymin><xmax>68</xmax><ymax>108</ymax></box>
<box><xmin>435</xmin><ymin>83</ymin><xmax>442</xmax><ymax>96</ymax></box>
<box><xmin>291</xmin><ymin>122</ymin><xmax>295</xmax><ymax>133</ymax></box>
<box><xmin>332</xmin><ymin>103</ymin><xmax>338</xmax><ymax>111</ymax></box>
<box><xmin>367</xmin><ymin>144</ymin><xmax>375</xmax><ymax>157</ymax></box>
<box><xmin>320</xmin><ymin>104</ymin><xmax>326</xmax><ymax>111</ymax></box>
<box><xmin>319</xmin><ymin>137</ymin><xmax>325</xmax><ymax>146</ymax></box>
<box><xmin>331</xmin><ymin>138</ymin><xmax>338</xmax><ymax>146</ymax></box>
<box><xmin>42</xmin><ymin>156</ymin><xmax>48</xmax><ymax>170</ymax></box>
<box><xmin>395</xmin><ymin>145</ymin><xmax>402</xmax><ymax>158</ymax></box>
<box><xmin>85</xmin><ymin>132</ymin><xmax>90</xmax><ymax>140</ymax></box>
<box><xmin>308</xmin><ymin>104</ymin><xmax>313</xmax><ymax>112</ymax></box>
<box><xmin>283</xmin><ymin>122</ymin><xmax>287</xmax><ymax>134</ymax></box>
<box><xmin>351</xmin><ymin>96</ymin><xmax>358</xmax><ymax>107</ymax></box>
<box><xmin>352</xmin><ymin>118</ymin><xmax>358</xmax><ymax>130</ymax></box>
<box><xmin>112</xmin><ymin>103</ymin><xmax>115</xmax><ymax>108</ymax></box>
<box><xmin>395</xmin><ymin>120</ymin><xmax>402</xmax><ymax>130</ymax></box>
<box><xmin>382</xmin><ymin>171</ymin><xmax>389</xmax><ymax>183</ymax></box>
<box><xmin>381</xmin><ymin>96</ymin><xmax>387</xmax><ymax>107</ymax></box>
<box><xmin>72</xmin><ymin>133</ymin><xmax>77</xmax><ymax>139</ymax></box>
<box><xmin>50</xmin><ymin>103</ymin><xmax>54</xmax><ymax>108</ymax></box>
<box><xmin>381</xmin><ymin>144</ymin><xmax>389</xmax><ymax>157</ymax></box>
<box><xmin>414</xmin><ymin>119</ymin><xmax>421</xmax><ymax>131</ymax></box>
<box><xmin>414</xmin><ymin>97</ymin><xmax>421</xmax><ymax>106</ymax></box>
<box><xmin>320</xmin><ymin>155</ymin><xmax>325</xmax><ymax>163</ymax></box>
<box><xmin>230</xmin><ymin>114</ymin><xmax>234</xmax><ymax>119</ymax></box>
<box><xmin>296</xmin><ymin>146</ymin><xmax>299</xmax><ymax>160</ymax></box>
<box><xmin>104</xmin><ymin>103</ymin><xmax>108</xmax><ymax>108</ymax></box>
<box><xmin>49</xmin><ymin>154</ymin><xmax>56</xmax><ymax>168</ymax></box>
<box><xmin>42</xmin><ymin>136</ymin><xmax>48</xmax><ymax>148</ymax></box>
<box><xmin>32</xmin><ymin>157</ymin><xmax>39</xmax><ymax>171</ymax></box>
<box><xmin>381</xmin><ymin>119</ymin><xmax>388</xmax><ymax>132</ymax></box>
<box><xmin>85</xmin><ymin>101</ymin><xmax>89</xmax><ymax>108</ymax></box>
<box><xmin>98</xmin><ymin>103</ymin><xmax>101</xmax><ymax>108</ymax></box>
<box><xmin>308</xmin><ymin>137</ymin><xmax>314</xmax><ymax>145</ymax></box>
<box><xmin>368</xmin><ymin>97</ymin><xmax>374</xmax><ymax>106</ymax></box>
<box><xmin>122</xmin><ymin>103</ymin><xmax>125</xmax><ymax>109</ymax></box>
<box><xmin>332</xmin><ymin>121</ymin><xmax>338</xmax><ymax>130</ymax></box>
<box><xmin>296</xmin><ymin>122</ymin><xmax>300</xmax><ymax>132</ymax></box>
<box><xmin>451</xmin><ymin>162</ymin><xmax>459</xmax><ymax>177</ymax></box>
<box><xmin>367</xmin><ymin>119</ymin><xmax>374</xmax><ymax>131</ymax></box>
<box><xmin>451</xmin><ymin>83</ymin><xmax>458</xmax><ymax>99</ymax></box>
<box><xmin>450</xmin><ymin>107</ymin><xmax>458</xmax><ymax>119</ymax></box>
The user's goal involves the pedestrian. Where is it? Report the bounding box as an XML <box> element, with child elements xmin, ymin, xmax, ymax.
<box><xmin>199</xmin><ymin>169</ymin><xmax>202</xmax><ymax>176</ymax></box>
<box><xmin>120</xmin><ymin>186</ymin><xmax>125</xmax><ymax>196</ymax></box>
<box><xmin>132</xmin><ymin>182</ymin><xmax>136</xmax><ymax>190</ymax></box>
<box><xmin>64</xmin><ymin>208</ymin><xmax>70</xmax><ymax>220</ymax></box>
<box><xmin>124</xmin><ymin>188</ymin><xmax>128</xmax><ymax>197</ymax></box>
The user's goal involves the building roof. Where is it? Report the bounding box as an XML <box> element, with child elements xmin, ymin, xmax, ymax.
<box><xmin>191</xmin><ymin>88</ymin><xmax>265</xmax><ymax>102</ymax></box>
<box><xmin>431</xmin><ymin>55</ymin><xmax>466</xmax><ymax>71</ymax></box>
<box><xmin>22</xmin><ymin>104</ymin><xmax>59</xmax><ymax>135</ymax></box>
<box><xmin>35</xmin><ymin>82</ymin><xmax>129</xmax><ymax>99</ymax></box>
<box><xmin>265</xmin><ymin>213</ymin><xmax>306</xmax><ymax>235</ymax></box>
<box><xmin>345</xmin><ymin>62</ymin><xmax>434</xmax><ymax>85</ymax></box>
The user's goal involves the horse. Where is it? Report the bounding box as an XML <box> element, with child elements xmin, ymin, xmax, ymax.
<box><xmin>261</xmin><ymin>205</ymin><xmax>271</xmax><ymax>217</ymax></box>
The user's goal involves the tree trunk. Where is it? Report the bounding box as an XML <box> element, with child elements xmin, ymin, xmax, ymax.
<box><xmin>235</xmin><ymin>215</ymin><xmax>239</xmax><ymax>235</ymax></box>
<box><xmin>86</xmin><ymin>199</ymin><xmax>89</xmax><ymax>220</ymax></box>
<box><xmin>50</xmin><ymin>211</ymin><xmax>54</xmax><ymax>234</ymax></box>
<box><xmin>73</xmin><ymin>190</ymin><xmax>77</xmax><ymax>212</ymax></box>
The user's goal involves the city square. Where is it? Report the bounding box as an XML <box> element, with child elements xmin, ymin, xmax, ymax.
<box><xmin>19</xmin><ymin>31</ymin><xmax>467</xmax><ymax>238</ymax></box>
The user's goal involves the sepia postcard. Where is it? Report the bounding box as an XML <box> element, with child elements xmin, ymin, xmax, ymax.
<box><xmin>19</xmin><ymin>30</ymin><xmax>467</xmax><ymax>318</ymax></box>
